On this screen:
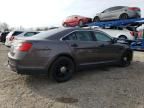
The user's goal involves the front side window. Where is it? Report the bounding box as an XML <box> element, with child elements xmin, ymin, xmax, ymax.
<box><xmin>94</xmin><ymin>32</ymin><xmax>112</xmax><ymax>42</ymax></box>
<box><xmin>106</xmin><ymin>6</ymin><xmax>124</xmax><ymax>12</ymax></box>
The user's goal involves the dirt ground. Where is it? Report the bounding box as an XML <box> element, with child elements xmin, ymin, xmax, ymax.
<box><xmin>0</xmin><ymin>43</ymin><xmax>144</xmax><ymax>108</ymax></box>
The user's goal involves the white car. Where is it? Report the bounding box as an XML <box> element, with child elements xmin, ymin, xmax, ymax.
<box><xmin>96</xmin><ymin>27</ymin><xmax>135</xmax><ymax>40</ymax></box>
<box><xmin>5</xmin><ymin>31</ymin><xmax>39</xmax><ymax>47</ymax></box>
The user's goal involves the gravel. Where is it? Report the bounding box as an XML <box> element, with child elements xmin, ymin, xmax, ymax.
<box><xmin>0</xmin><ymin>43</ymin><xmax>144</xmax><ymax>108</ymax></box>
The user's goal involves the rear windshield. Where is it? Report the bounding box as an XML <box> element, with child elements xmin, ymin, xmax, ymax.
<box><xmin>126</xmin><ymin>27</ymin><xmax>137</xmax><ymax>31</ymax></box>
<box><xmin>13</xmin><ymin>31</ymin><xmax>23</xmax><ymax>36</ymax></box>
<box><xmin>30</xmin><ymin>28</ymin><xmax>66</xmax><ymax>39</ymax></box>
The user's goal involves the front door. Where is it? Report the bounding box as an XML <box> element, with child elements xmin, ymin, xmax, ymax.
<box><xmin>93</xmin><ymin>31</ymin><xmax>123</xmax><ymax>61</ymax></box>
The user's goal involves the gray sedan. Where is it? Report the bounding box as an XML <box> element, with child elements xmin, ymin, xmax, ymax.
<box><xmin>8</xmin><ymin>28</ymin><xmax>133</xmax><ymax>82</ymax></box>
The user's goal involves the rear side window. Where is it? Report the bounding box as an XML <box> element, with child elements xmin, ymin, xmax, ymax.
<box><xmin>63</xmin><ymin>33</ymin><xmax>77</xmax><ymax>40</ymax></box>
<box><xmin>106</xmin><ymin>26</ymin><xmax>123</xmax><ymax>30</ymax></box>
<box><xmin>106</xmin><ymin>6</ymin><xmax>124</xmax><ymax>12</ymax></box>
<box><xmin>75</xmin><ymin>31</ymin><xmax>94</xmax><ymax>41</ymax></box>
<box><xmin>13</xmin><ymin>31</ymin><xmax>23</xmax><ymax>36</ymax></box>
<box><xmin>24</xmin><ymin>32</ymin><xmax>39</xmax><ymax>37</ymax></box>
<box><xmin>63</xmin><ymin>31</ymin><xmax>94</xmax><ymax>41</ymax></box>
<box><xmin>94</xmin><ymin>32</ymin><xmax>112</xmax><ymax>42</ymax></box>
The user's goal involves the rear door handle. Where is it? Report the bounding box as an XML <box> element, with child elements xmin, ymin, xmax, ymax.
<box><xmin>71</xmin><ymin>43</ymin><xmax>78</xmax><ymax>47</ymax></box>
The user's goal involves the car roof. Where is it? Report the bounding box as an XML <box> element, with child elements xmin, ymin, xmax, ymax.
<box><xmin>25</xmin><ymin>27</ymin><xmax>94</xmax><ymax>40</ymax></box>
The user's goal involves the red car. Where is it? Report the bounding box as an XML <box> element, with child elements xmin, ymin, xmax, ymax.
<box><xmin>63</xmin><ymin>15</ymin><xmax>92</xmax><ymax>27</ymax></box>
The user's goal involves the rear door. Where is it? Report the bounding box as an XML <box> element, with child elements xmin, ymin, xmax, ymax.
<box><xmin>63</xmin><ymin>30</ymin><xmax>101</xmax><ymax>65</ymax></box>
<box><xmin>109</xmin><ymin>6</ymin><xmax>124</xmax><ymax>19</ymax></box>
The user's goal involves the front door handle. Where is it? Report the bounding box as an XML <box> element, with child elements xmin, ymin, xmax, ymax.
<box><xmin>99</xmin><ymin>44</ymin><xmax>105</xmax><ymax>47</ymax></box>
<box><xmin>71</xmin><ymin>43</ymin><xmax>78</xmax><ymax>47</ymax></box>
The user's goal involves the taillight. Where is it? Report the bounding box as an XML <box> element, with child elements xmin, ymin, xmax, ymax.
<box><xmin>138</xmin><ymin>31</ymin><xmax>143</xmax><ymax>38</ymax></box>
<box><xmin>9</xmin><ymin>36</ymin><xmax>15</xmax><ymax>41</ymax></box>
<box><xmin>18</xmin><ymin>42</ymin><xmax>32</xmax><ymax>52</ymax></box>
<box><xmin>128</xmin><ymin>7</ymin><xmax>140</xmax><ymax>11</ymax></box>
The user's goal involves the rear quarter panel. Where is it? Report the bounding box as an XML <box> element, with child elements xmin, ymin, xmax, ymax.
<box><xmin>24</xmin><ymin>40</ymin><xmax>73</xmax><ymax>70</ymax></box>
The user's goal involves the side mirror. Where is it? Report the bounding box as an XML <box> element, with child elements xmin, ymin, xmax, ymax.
<box><xmin>112</xmin><ymin>38</ymin><xmax>118</xmax><ymax>43</ymax></box>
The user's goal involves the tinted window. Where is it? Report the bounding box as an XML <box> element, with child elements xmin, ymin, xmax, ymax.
<box><xmin>106</xmin><ymin>6</ymin><xmax>124</xmax><ymax>12</ymax></box>
<box><xmin>24</xmin><ymin>32</ymin><xmax>39</xmax><ymax>37</ymax></box>
<box><xmin>75</xmin><ymin>31</ymin><xmax>94</xmax><ymax>41</ymax></box>
<box><xmin>115</xmin><ymin>6</ymin><xmax>124</xmax><ymax>10</ymax></box>
<box><xmin>13</xmin><ymin>31</ymin><xmax>23</xmax><ymax>36</ymax></box>
<box><xmin>126</xmin><ymin>27</ymin><xmax>136</xmax><ymax>31</ymax></box>
<box><xmin>1</xmin><ymin>32</ymin><xmax>9</xmax><ymax>36</ymax></box>
<box><xmin>30</xmin><ymin>28</ymin><xmax>66</xmax><ymax>39</ymax></box>
<box><xmin>94</xmin><ymin>32</ymin><xmax>112</xmax><ymax>41</ymax></box>
<box><xmin>63</xmin><ymin>33</ymin><xmax>77</xmax><ymax>40</ymax></box>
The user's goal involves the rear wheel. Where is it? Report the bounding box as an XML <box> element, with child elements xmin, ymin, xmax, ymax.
<box><xmin>93</xmin><ymin>16</ymin><xmax>100</xmax><ymax>22</ymax></box>
<box><xmin>63</xmin><ymin>23</ymin><xmax>67</xmax><ymax>27</ymax></box>
<box><xmin>49</xmin><ymin>57</ymin><xmax>75</xmax><ymax>82</ymax></box>
<box><xmin>79</xmin><ymin>20</ymin><xmax>83</xmax><ymax>26</ymax></box>
<box><xmin>120</xmin><ymin>14</ymin><xmax>129</xmax><ymax>19</ymax></box>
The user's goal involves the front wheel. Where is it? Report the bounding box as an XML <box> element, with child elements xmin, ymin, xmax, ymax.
<box><xmin>49</xmin><ymin>57</ymin><xmax>75</xmax><ymax>82</ymax></box>
<box><xmin>119</xmin><ymin>51</ymin><xmax>132</xmax><ymax>67</ymax></box>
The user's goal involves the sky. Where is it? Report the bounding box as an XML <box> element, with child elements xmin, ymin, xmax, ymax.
<box><xmin>0</xmin><ymin>0</ymin><xmax>144</xmax><ymax>28</ymax></box>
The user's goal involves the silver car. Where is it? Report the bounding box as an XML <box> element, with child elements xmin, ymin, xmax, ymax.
<box><xmin>5</xmin><ymin>31</ymin><xmax>39</xmax><ymax>47</ymax></box>
<box><xmin>93</xmin><ymin>6</ymin><xmax>141</xmax><ymax>22</ymax></box>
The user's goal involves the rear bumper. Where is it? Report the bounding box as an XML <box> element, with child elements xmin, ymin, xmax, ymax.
<box><xmin>8</xmin><ymin>54</ymin><xmax>48</xmax><ymax>75</ymax></box>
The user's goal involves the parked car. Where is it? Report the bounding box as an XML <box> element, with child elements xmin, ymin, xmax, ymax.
<box><xmin>8</xmin><ymin>28</ymin><xmax>133</xmax><ymax>82</ymax></box>
<box><xmin>5</xmin><ymin>31</ymin><xmax>24</xmax><ymax>47</ymax></box>
<box><xmin>13</xmin><ymin>31</ymin><xmax>40</xmax><ymax>41</ymax></box>
<box><xmin>0</xmin><ymin>32</ymin><xmax>9</xmax><ymax>43</ymax></box>
<box><xmin>93</xmin><ymin>6</ymin><xmax>141</xmax><ymax>22</ymax></box>
<box><xmin>63</xmin><ymin>15</ymin><xmax>92</xmax><ymax>27</ymax></box>
<box><xmin>5</xmin><ymin>31</ymin><xmax>39</xmax><ymax>47</ymax></box>
<box><xmin>95</xmin><ymin>26</ymin><xmax>136</xmax><ymax>41</ymax></box>
<box><xmin>137</xmin><ymin>25</ymin><xmax>144</xmax><ymax>39</ymax></box>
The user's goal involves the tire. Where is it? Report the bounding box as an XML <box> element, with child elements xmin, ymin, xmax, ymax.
<box><xmin>119</xmin><ymin>51</ymin><xmax>132</xmax><ymax>67</ymax></box>
<box><xmin>119</xmin><ymin>35</ymin><xmax>127</xmax><ymax>40</ymax></box>
<box><xmin>63</xmin><ymin>23</ymin><xmax>67</xmax><ymax>27</ymax></box>
<box><xmin>120</xmin><ymin>14</ymin><xmax>129</xmax><ymax>19</ymax></box>
<box><xmin>49</xmin><ymin>57</ymin><xmax>75</xmax><ymax>82</ymax></box>
<box><xmin>93</xmin><ymin>16</ymin><xmax>100</xmax><ymax>22</ymax></box>
<box><xmin>79</xmin><ymin>20</ymin><xmax>83</xmax><ymax>27</ymax></box>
